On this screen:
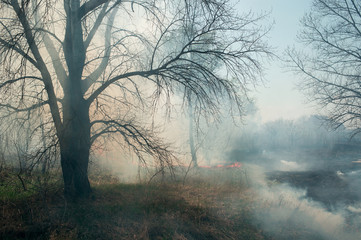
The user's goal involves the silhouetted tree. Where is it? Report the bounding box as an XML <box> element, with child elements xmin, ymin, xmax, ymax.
<box><xmin>0</xmin><ymin>0</ymin><xmax>271</xmax><ymax>198</ymax></box>
<box><xmin>288</xmin><ymin>0</ymin><xmax>361</xmax><ymax>136</ymax></box>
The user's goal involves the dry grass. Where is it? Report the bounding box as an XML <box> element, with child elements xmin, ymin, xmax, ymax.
<box><xmin>0</xmin><ymin>167</ymin><xmax>272</xmax><ymax>240</ymax></box>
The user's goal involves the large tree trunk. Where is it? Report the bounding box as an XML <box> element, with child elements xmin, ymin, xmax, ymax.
<box><xmin>60</xmin><ymin>0</ymin><xmax>90</xmax><ymax>199</ymax></box>
<box><xmin>60</xmin><ymin>98</ymin><xmax>91</xmax><ymax>199</ymax></box>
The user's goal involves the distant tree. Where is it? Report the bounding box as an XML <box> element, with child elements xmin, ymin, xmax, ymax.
<box><xmin>288</xmin><ymin>0</ymin><xmax>361</xmax><ymax>136</ymax></box>
<box><xmin>0</xmin><ymin>0</ymin><xmax>271</xmax><ymax>198</ymax></box>
<box><xmin>177</xmin><ymin>4</ymin><xmax>223</xmax><ymax>168</ymax></box>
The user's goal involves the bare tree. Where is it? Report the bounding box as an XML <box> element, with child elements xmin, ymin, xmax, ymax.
<box><xmin>0</xmin><ymin>0</ymin><xmax>271</xmax><ymax>198</ymax></box>
<box><xmin>178</xmin><ymin>3</ymin><xmax>219</xmax><ymax>168</ymax></box>
<box><xmin>288</xmin><ymin>0</ymin><xmax>361</xmax><ymax>136</ymax></box>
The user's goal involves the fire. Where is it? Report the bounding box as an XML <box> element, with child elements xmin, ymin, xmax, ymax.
<box><xmin>227</xmin><ymin>162</ymin><xmax>242</xmax><ymax>168</ymax></box>
<box><xmin>199</xmin><ymin>162</ymin><xmax>242</xmax><ymax>169</ymax></box>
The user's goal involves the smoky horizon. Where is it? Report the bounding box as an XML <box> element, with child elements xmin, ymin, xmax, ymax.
<box><xmin>0</xmin><ymin>0</ymin><xmax>360</xmax><ymax>239</ymax></box>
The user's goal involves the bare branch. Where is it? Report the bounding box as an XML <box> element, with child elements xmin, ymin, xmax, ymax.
<box><xmin>9</xmin><ymin>0</ymin><xmax>63</xmax><ymax>133</ymax></box>
<box><xmin>82</xmin><ymin>6</ymin><xmax>118</xmax><ymax>94</ymax></box>
<box><xmin>288</xmin><ymin>1</ymin><xmax>361</xmax><ymax>134</ymax></box>
<box><xmin>83</xmin><ymin>2</ymin><xmax>109</xmax><ymax>50</ymax></box>
<box><xmin>0</xmin><ymin>76</ymin><xmax>42</xmax><ymax>89</ymax></box>
<box><xmin>78</xmin><ymin>0</ymin><xmax>111</xmax><ymax>19</ymax></box>
<box><xmin>0</xmin><ymin>37</ymin><xmax>38</xmax><ymax>68</ymax></box>
<box><xmin>32</xmin><ymin>0</ymin><xmax>68</xmax><ymax>89</ymax></box>
<box><xmin>90</xmin><ymin>119</ymin><xmax>176</xmax><ymax>167</ymax></box>
<box><xmin>0</xmin><ymin>100</ymin><xmax>48</xmax><ymax>112</ymax></box>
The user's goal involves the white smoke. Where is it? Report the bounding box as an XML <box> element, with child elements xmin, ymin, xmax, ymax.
<box><xmin>279</xmin><ymin>160</ymin><xmax>301</xmax><ymax>171</ymax></box>
<box><xmin>245</xmin><ymin>164</ymin><xmax>361</xmax><ymax>240</ymax></box>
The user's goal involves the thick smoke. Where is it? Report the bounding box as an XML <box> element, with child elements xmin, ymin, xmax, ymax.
<box><xmin>214</xmin><ymin>114</ymin><xmax>361</xmax><ymax>240</ymax></box>
<box><xmin>246</xmin><ymin>164</ymin><xmax>361</xmax><ymax>240</ymax></box>
<box><xmin>94</xmin><ymin>109</ymin><xmax>361</xmax><ymax>239</ymax></box>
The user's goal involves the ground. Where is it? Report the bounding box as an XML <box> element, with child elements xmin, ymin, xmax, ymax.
<box><xmin>0</xmin><ymin>167</ymin><xmax>271</xmax><ymax>240</ymax></box>
<box><xmin>1</xmin><ymin>157</ymin><xmax>360</xmax><ymax>240</ymax></box>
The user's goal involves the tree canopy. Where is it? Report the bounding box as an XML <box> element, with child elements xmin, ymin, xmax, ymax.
<box><xmin>0</xmin><ymin>0</ymin><xmax>271</xmax><ymax>198</ymax></box>
<box><xmin>288</xmin><ymin>0</ymin><xmax>361</xmax><ymax>136</ymax></box>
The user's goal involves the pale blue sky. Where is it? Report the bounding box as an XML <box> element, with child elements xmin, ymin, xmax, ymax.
<box><xmin>237</xmin><ymin>0</ymin><xmax>315</xmax><ymax>122</ymax></box>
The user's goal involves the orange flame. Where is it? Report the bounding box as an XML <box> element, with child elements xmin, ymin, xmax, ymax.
<box><xmin>199</xmin><ymin>162</ymin><xmax>242</xmax><ymax>169</ymax></box>
<box><xmin>226</xmin><ymin>162</ymin><xmax>242</xmax><ymax>168</ymax></box>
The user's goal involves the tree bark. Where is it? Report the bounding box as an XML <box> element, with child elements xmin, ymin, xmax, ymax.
<box><xmin>60</xmin><ymin>98</ymin><xmax>91</xmax><ymax>199</ymax></box>
<box><xmin>60</xmin><ymin>0</ymin><xmax>90</xmax><ymax>199</ymax></box>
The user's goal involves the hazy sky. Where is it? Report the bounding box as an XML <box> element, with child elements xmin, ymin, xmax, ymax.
<box><xmin>237</xmin><ymin>0</ymin><xmax>315</xmax><ymax>122</ymax></box>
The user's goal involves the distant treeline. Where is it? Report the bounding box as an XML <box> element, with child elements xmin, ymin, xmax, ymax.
<box><xmin>198</xmin><ymin>115</ymin><xmax>361</xmax><ymax>164</ymax></box>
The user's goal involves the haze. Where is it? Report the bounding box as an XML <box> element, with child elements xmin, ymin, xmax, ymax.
<box><xmin>1</xmin><ymin>1</ymin><xmax>361</xmax><ymax>239</ymax></box>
